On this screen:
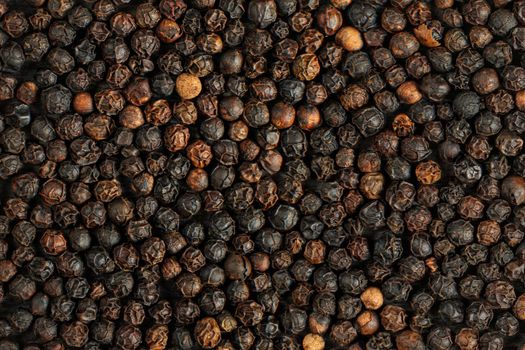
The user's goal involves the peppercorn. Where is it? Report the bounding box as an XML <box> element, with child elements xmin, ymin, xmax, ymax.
<box><xmin>360</xmin><ymin>286</ymin><xmax>384</xmax><ymax>310</ymax></box>
<box><xmin>335</xmin><ymin>26</ymin><xmax>363</xmax><ymax>52</ymax></box>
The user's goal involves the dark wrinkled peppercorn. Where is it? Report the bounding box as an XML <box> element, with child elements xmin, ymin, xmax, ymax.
<box><xmin>0</xmin><ymin>0</ymin><xmax>524</xmax><ymax>348</ymax></box>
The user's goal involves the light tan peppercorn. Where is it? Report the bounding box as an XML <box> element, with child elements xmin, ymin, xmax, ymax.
<box><xmin>303</xmin><ymin>333</ymin><xmax>325</xmax><ymax>350</ymax></box>
<box><xmin>397</xmin><ymin>81</ymin><xmax>423</xmax><ymax>104</ymax></box>
<box><xmin>360</xmin><ymin>286</ymin><xmax>384</xmax><ymax>310</ymax></box>
<box><xmin>176</xmin><ymin>73</ymin><xmax>202</xmax><ymax>100</ymax></box>
<box><xmin>335</xmin><ymin>26</ymin><xmax>363</xmax><ymax>52</ymax></box>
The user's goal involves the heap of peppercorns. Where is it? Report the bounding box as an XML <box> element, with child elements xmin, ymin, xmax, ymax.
<box><xmin>3</xmin><ymin>0</ymin><xmax>525</xmax><ymax>349</ymax></box>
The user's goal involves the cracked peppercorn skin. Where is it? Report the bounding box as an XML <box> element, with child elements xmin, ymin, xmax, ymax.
<box><xmin>3</xmin><ymin>0</ymin><xmax>525</xmax><ymax>349</ymax></box>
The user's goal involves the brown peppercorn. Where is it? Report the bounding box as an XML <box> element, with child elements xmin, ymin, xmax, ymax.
<box><xmin>119</xmin><ymin>105</ymin><xmax>145</xmax><ymax>129</ymax></box>
<box><xmin>380</xmin><ymin>305</ymin><xmax>407</xmax><ymax>332</ymax></box>
<box><xmin>85</xmin><ymin>114</ymin><xmax>115</xmax><ymax>141</ymax></box>
<box><xmin>502</xmin><ymin>176</ymin><xmax>525</xmax><ymax>205</ymax></box>
<box><xmin>156</xmin><ymin>18</ymin><xmax>182</xmax><ymax>43</ymax></box>
<box><xmin>259</xmin><ymin>149</ymin><xmax>284</xmax><ymax>174</ymax></box>
<box><xmin>413</xmin><ymin>21</ymin><xmax>443</xmax><ymax>47</ymax></box>
<box><xmin>303</xmin><ymin>333</ymin><xmax>325</xmax><ymax>350</ymax></box>
<box><xmin>145</xmin><ymin>324</ymin><xmax>169</xmax><ymax>350</ymax></box>
<box><xmin>360</xmin><ymin>287</ymin><xmax>384</xmax><ymax>310</ymax></box>
<box><xmin>123</xmin><ymin>77</ymin><xmax>152</xmax><ymax>107</ymax></box>
<box><xmin>516</xmin><ymin>90</ymin><xmax>525</xmax><ymax>111</ymax></box>
<box><xmin>72</xmin><ymin>92</ymin><xmax>94</xmax><ymax>115</ymax></box>
<box><xmin>356</xmin><ymin>311</ymin><xmax>380</xmax><ymax>336</ymax></box>
<box><xmin>469</xmin><ymin>25</ymin><xmax>493</xmax><ymax>49</ymax></box>
<box><xmin>415</xmin><ymin>160</ymin><xmax>441</xmax><ymax>184</ymax></box>
<box><xmin>297</xmin><ymin>104</ymin><xmax>321</xmax><ymax>130</ymax></box>
<box><xmin>340</xmin><ymin>84</ymin><xmax>369</xmax><ymax>110</ymax></box>
<box><xmin>40</xmin><ymin>229</ymin><xmax>67</xmax><ymax>256</ymax></box>
<box><xmin>176</xmin><ymin>73</ymin><xmax>202</xmax><ymax>100</ymax></box>
<box><xmin>392</xmin><ymin>113</ymin><xmax>415</xmax><ymax>137</ymax></box>
<box><xmin>455</xmin><ymin>328</ymin><xmax>479</xmax><ymax>350</ymax></box>
<box><xmin>186</xmin><ymin>140</ymin><xmax>213</xmax><ymax>168</ymax></box>
<box><xmin>472</xmin><ymin>68</ymin><xmax>500</xmax><ymax>95</ymax></box>
<box><xmin>0</xmin><ymin>259</ymin><xmax>17</xmax><ymax>282</ymax></box>
<box><xmin>224</xmin><ymin>253</ymin><xmax>252</xmax><ymax>280</ymax></box>
<box><xmin>174</xmin><ymin>100</ymin><xmax>198</xmax><ymax>124</ymax></box>
<box><xmin>396</xmin><ymin>81</ymin><xmax>423</xmax><ymax>104</ymax></box>
<box><xmin>396</xmin><ymin>330</ymin><xmax>425</xmax><ymax>350</ymax></box>
<box><xmin>39</xmin><ymin>179</ymin><xmax>66</xmax><ymax>206</ymax></box>
<box><xmin>357</xmin><ymin>151</ymin><xmax>381</xmax><ymax>173</ymax></box>
<box><xmin>335</xmin><ymin>26</ymin><xmax>363</xmax><ymax>52</ymax></box>
<box><xmin>316</xmin><ymin>5</ymin><xmax>342</xmax><ymax>36</ymax></box>
<box><xmin>16</xmin><ymin>81</ymin><xmax>38</xmax><ymax>105</ymax></box>
<box><xmin>477</xmin><ymin>220</ymin><xmax>501</xmax><ymax>246</ymax></box>
<box><xmin>61</xmin><ymin>321</ymin><xmax>89</xmax><ymax>348</ymax></box>
<box><xmin>514</xmin><ymin>294</ymin><xmax>525</xmax><ymax>320</ymax></box>
<box><xmin>359</xmin><ymin>172</ymin><xmax>384</xmax><ymax>199</ymax></box>
<box><xmin>164</xmin><ymin>124</ymin><xmax>190</xmax><ymax>152</ymax></box>
<box><xmin>145</xmin><ymin>99</ymin><xmax>172</xmax><ymax>126</ymax></box>
<box><xmin>194</xmin><ymin>317</ymin><xmax>221</xmax><ymax>349</ymax></box>
<box><xmin>161</xmin><ymin>256</ymin><xmax>182</xmax><ymax>280</ymax></box>
<box><xmin>390</xmin><ymin>32</ymin><xmax>420</xmax><ymax>58</ymax></box>
<box><xmin>303</xmin><ymin>239</ymin><xmax>326</xmax><ymax>264</ymax></box>
<box><xmin>271</xmin><ymin>102</ymin><xmax>295</xmax><ymax>129</ymax></box>
<box><xmin>293</xmin><ymin>54</ymin><xmax>321</xmax><ymax>81</ymax></box>
<box><xmin>186</xmin><ymin>168</ymin><xmax>209</xmax><ymax>192</ymax></box>
<box><xmin>330</xmin><ymin>0</ymin><xmax>352</xmax><ymax>9</ymax></box>
<box><xmin>229</xmin><ymin>120</ymin><xmax>249</xmax><ymax>142</ymax></box>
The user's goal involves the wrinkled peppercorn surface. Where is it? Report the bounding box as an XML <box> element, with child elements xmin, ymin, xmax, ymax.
<box><xmin>3</xmin><ymin>0</ymin><xmax>525</xmax><ymax>349</ymax></box>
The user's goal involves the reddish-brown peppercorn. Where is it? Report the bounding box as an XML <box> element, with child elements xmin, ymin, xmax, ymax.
<box><xmin>380</xmin><ymin>305</ymin><xmax>407</xmax><ymax>332</ymax></box>
<box><xmin>304</xmin><ymin>240</ymin><xmax>326</xmax><ymax>264</ymax></box>
<box><xmin>271</xmin><ymin>102</ymin><xmax>296</xmax><ymax>129</ymax></box>
<box><xmin>297</xmin><ymin>105</ymin><xmax>321</xmax><ymax>130</ymax></box>
<box><xmin>16</xmin><ymin>81</ymin><xmax>38</xmax><ymax>105</ymax></box>
<box><xmin>72</xmin><ymin>92</ymin><xmax>95</xmax><ymax>115</ymax></box>
<box><xmin>40</xmin><ymin>229</ymin><xmax>67</xmax><ymax>256</ymax></box>
<box><xmin>186</xmin><ymin>140</ymin><xmax>213</xmax><ymax>168</ymax></box>
<box><xmin>414</xmin><ymin>22</ymin><xmax>442</xmax><ymax>47</ymax></box>
<box><xmin>0</xmin><ymin>260</ymin><xmax>17</xmax><ymax>282</ymax></box>
<box><xmin>156</xmin><ymin>18</ymin><xmax>182</xmax><ymax>43</ymax></box>
<box><xmin>415</xmin><ymin>160</ymin><xmax>441</xmax><ymax>184</ymax></box>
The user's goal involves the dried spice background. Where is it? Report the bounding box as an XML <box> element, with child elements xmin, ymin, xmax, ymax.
<box><xmin>2</xmin><ymin>0</ymin><xmax>525</xmax><ymax>349</ymax></box>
